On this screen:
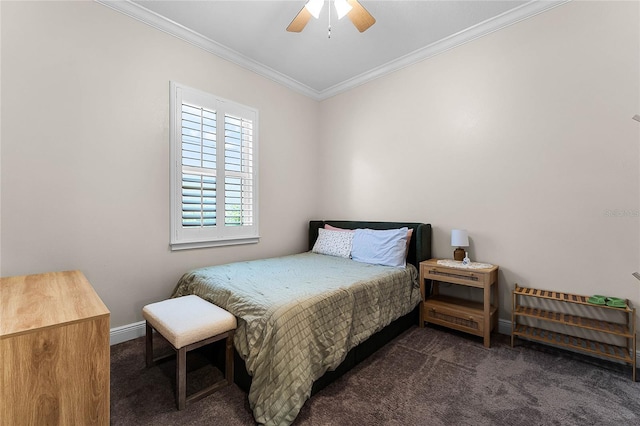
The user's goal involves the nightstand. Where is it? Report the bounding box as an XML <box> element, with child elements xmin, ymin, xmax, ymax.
<box><xmin>419</xmin><ymin>258</ymin><xmax>499</xmax><ymax>347</ymax></box>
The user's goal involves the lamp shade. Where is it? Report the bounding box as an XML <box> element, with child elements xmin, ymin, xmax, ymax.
<box><xmin>451</xmin><ymin>229</ymin><xmax>469</xmax><ymax>247</ymax></box>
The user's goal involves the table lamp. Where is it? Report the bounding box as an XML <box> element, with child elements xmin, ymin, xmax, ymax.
<box><xmin>451</xmin><ymin>229</ymin><xmax>469</xmax><ymax>261</ymax></box>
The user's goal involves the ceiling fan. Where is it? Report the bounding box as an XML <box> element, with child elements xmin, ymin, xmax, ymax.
<box><xmin>287</xmin><ymin>0</ymin><xmax>376</xmax><ymax>34</ymax></box>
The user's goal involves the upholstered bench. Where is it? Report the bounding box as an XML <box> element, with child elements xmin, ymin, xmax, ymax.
<box><xmin>142</xmin><ymin>295</ymin><xmax>237</xmax><ymax>410</ymax></box>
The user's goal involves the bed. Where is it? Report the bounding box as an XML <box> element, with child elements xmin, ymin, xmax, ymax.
<box><xmin>171</xmin><ymin>220</ymin><xmax>432</xmax><ymax>425</ymax></box>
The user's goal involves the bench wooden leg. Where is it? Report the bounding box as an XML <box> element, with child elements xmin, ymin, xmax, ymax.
<box><xmin>225</xmin><ymin>331</ymin><xmax>234</xmax><ymax>384</ymax></box>
<box><xmin>146</xmin><ymin>328</ymin><xmax>235</xmax><ymax>410</ymax></box>
<box><xmin>176</xmin><ymin>347</ymin><xmax>187</xmax><ymax>410</ymax></box>
<box><xmin>145</xmin><ymin>322</ymin><xmax>154</xmax><ymax>368</ymax></box>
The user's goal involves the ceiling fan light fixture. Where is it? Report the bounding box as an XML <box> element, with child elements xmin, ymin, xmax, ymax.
<box><xmin>304</xmin><ymin>0</ymin><xmax>324</xmax><ymax>19</ymax></box>
<box><xmin>334</xmin><ymin>0</ymin><xmax>353</xmax><ymax>19</ymax></box>
<box><xmin>287</xmin><ymin>0</ymin><xmax>375</xmax><ymax>34</ymax></box>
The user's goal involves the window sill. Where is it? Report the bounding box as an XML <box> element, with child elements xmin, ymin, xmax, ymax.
<box><xmin>170</xmin><ymin>236</ymin><xmax>260</xmax><ymax>251</ymax></box>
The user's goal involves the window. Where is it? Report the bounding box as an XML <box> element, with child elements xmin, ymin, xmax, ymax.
<box><xmin>170</xmin><ymin>82</ymin><xmax>258</xmax><ymax>250</ymax></box>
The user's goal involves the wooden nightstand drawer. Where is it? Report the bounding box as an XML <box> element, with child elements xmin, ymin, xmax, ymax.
<box><xmin>423</xmin><ymin>265</ymin><xmax>486</xmax><ymax>288</ymax></box>
<box><xmin>424</xmin><ymin>296</ymin><xmax>485</xmax><ymax>335</ymax></box>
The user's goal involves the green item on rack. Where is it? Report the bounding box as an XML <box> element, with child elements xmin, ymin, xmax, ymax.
<box><xmin>606</xmin><ymin>299</ymin><xmax>627</xmax><ymax>308</ymax></box>
<box><xmin>587</xmin><ymin>296</ymin><xmax>606</xmax><ymax>305</ymax></box>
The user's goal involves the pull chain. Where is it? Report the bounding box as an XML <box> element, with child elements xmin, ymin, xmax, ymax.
<box><xmin>328</xmin><ymin>1</ymin><xmax>331</xmax><ymax>38</ymax></box>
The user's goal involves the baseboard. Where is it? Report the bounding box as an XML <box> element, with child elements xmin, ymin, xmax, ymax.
<box><xmin>111</xmin><ymin>318</ymin><xmax>640</xmax><ymax>366</ymax></box>
<box><xmin>498</xmin><ymin>318</ymin><xmax>512</xmax><ymax>336</ymax></box>
<box><xmin>110</xmin><ymin>318</ymin><xmax>507</xmax><ymax>347</ymax></box>
<box><xmin>110</xmin><ymin>320</ymin><xmax>146</xmax><ymax>346</ymax></box>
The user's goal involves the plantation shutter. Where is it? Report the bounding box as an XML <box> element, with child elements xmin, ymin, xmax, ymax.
<box><xmin>170</xmin><ymin>82</ymin><xmax>259</xmax><ymax>250</ymax></box>
<box><xmin>181</xmin><ymin>103</ymin><xmax>217</xmax><ymax>228</ymax></box>
<box><xmin>224</xmin><ymin>114</ymin><xmax>254</xmax><ymax>227</ymax></box>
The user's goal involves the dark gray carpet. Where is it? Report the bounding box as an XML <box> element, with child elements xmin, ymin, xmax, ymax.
<box><xmin>110</xmin><ymin>326</ymin><xmax>640</xmax><ymax>425</ymax></box>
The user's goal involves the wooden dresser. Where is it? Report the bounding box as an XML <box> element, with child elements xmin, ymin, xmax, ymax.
<box><xmin>0</xmin><ymin>270</ymin><xmax>110</xmax><ymax>425</ymax></box>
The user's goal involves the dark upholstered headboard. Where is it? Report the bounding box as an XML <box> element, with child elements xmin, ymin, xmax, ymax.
<box><xmin>308</xmin><ymin>221</ymin><xmax>432</xmax><ymax>269</ymax></box>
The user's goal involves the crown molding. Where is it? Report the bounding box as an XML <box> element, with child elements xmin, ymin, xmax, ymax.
<box><xmin>96</xmin><ymin>0</ymin><xmax>322</xmax><ymax>99</ymax></box>
<box><xmin>96</xmin><ymin>0</ymin><xmax>568</xmax><ymax>102</ymax></box>
<box><xmin>321</xmin><ymin>0</ymin><xmax>569</xmax><ymax>99</ymax></box>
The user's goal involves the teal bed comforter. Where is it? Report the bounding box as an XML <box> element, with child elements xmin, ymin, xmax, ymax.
<box><xmin>172</xmin><ymin>252</ymin><xmax>420</xmax><ymax>426</ymax></box>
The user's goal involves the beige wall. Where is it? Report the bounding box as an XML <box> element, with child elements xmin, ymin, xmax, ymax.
<box><xmin>0</xmin><ymin>1</ymin><xmax>321</xmax><ymax>327</ymax></box>
<box><xmin>319</xmin><ymin>1</ymin><xmax>640</xmax><ymax>317</ymax></box>
<box><xmin>1</xmin><ymin>1</ymin><xmax>639</xmax><ymax>330</ymax></box>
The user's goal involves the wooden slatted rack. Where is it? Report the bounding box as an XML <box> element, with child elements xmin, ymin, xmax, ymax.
<box><xmin>512</xmin><ymin>284</ymin><xmax>636</xmax><ymax>381</ymax></box>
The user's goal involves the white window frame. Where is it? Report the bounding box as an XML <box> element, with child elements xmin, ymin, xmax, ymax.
<box><xmin>170</xmin><ymin>81</ymin><xmax>259</xmax><ymax>250</ymax></box>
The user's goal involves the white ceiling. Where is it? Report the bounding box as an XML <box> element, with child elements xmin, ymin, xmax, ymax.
<box><xmin>98</xmin><ymin>0</ymin><xmax>566</xmax><ymax>100</ymax></box>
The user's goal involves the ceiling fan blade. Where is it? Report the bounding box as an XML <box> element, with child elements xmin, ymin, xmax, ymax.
<box><xmin>287</xmin><ymin>6</ymin><xmax>312</xmax><ymax>32</ymax></box>
<box><xmin>346</xmin><ymin>0</ymin><xmax>376</xmax><ymax>32</ymax></box>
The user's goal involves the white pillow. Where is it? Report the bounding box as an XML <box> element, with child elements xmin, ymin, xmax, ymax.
<box><xmin>312</xmin><ymin>228</ymin><xmax>354</xmax><ymax>258</ymax></box>
<box><xmin>351</xmin><ymin>227</ymin><xmax>408</xmax><ymax>267</ymax></box>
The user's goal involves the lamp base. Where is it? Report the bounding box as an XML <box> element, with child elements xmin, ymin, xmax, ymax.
<box><xmin>453</xmin><ymin>248</ymin><xmax>465</xmax><ymax>261</ymax></box>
